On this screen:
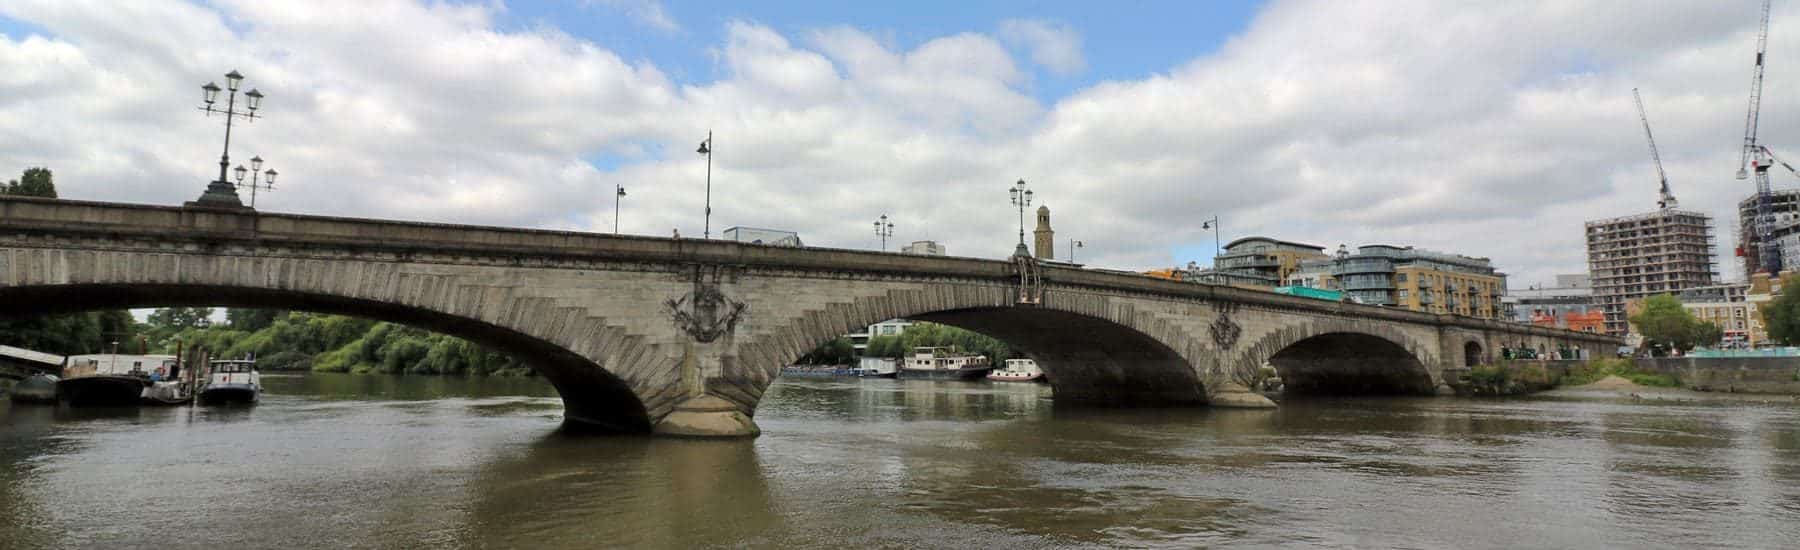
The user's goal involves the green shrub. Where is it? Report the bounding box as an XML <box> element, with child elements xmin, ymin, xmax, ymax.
<box><xmin>1558</xmin><ymin>358</ymin><xmax>1678</xmax><ymax>388</ymax></box>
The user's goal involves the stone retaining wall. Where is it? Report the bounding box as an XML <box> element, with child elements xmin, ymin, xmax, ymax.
<box><xmin>1637</xmin><ymin>357</ymin><xmax>1800</xmax><ymax>394</ymax></box>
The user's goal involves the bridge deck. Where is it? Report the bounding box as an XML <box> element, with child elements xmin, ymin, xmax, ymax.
<box><xmin>0</xmin><ymin>195</ymin><xmax>1615</xmax><ymax>346</ymax></box>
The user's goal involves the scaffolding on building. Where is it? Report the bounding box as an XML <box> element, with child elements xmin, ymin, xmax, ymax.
<box><xmin>1585</xmin><ymin>209</ymin><xmax>1718</xmax><ymax>336</ymax></box>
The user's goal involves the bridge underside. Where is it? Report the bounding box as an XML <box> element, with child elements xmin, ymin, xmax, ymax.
<box><xmin>1270</xmin><ymin>332</ymin><xmax>1436</xmax><ymax>396</ymax></box>
<box><xmin>0</xmin><ymin>284</ymin><xmax>652</xmax><ymax>434</ymax></box>
<box><xmin>913</xmin><ymin>307</ymin><xmax>1208</xmax><ymax>406</ymax></box>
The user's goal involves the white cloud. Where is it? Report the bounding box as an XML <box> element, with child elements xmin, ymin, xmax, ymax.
<box><xmin>998</xmin><ymin>18</ymin><xmax>1085</xmax><ymax>76</ymax></box>
<box><xmin>0</xmin><ymin>0</ymin><xmax>1791</xmax><ymax>289</ymax></box>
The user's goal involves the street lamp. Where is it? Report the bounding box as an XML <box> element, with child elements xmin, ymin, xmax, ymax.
<box><xmin>233</xmin><ymin>155</ymin><xmax>276</xmax><ymax>208</ymax></box>
<box><xmin>1201</xmin><ymin>215</ymin><xmax>1221</xmax><ymax>259</ymax></box>
<box><xmin>874</xmin><ymin>214</ymin><xmax>894</xmax><ymax>251</ymax></box>
<box><xmin>1069</xmin><ymin>239</ymin><xmax>1084</xmax><ymax>263</ymax></box>
<box><xmin>191</xmin><ymin>69</ymin><xmax>264</xmax><ymax>208</ymax></box>
<box><xmin>614</xmin><ymin>184</ymin><xmax>627</xmax><ymax>234</ymax></box>
<box><xmin>697</xmin><ymin>131</ymin><xmax>713</xmax><ymax>239</ymax></box>
<box><xmin>1009</xmin><ymin>179</ymin><xmax>1033</xmax><ymax>257</ymax></box>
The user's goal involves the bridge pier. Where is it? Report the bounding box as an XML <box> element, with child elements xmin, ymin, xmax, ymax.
<box><xmin>653</xmin><ymin>395</ymin><xmax>761</xmax><ymax>438</ymax></box>
<box><xmin>1207</xmin><ymin>381</ymin><xmax>1278</xmax><ymax>408</ymax></box>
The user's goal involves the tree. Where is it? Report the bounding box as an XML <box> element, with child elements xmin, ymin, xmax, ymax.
<box><xmin>1764</xmin><ymin>288</ymin><xmax>1800</xmax><ymax>345</ymax></box>
<box><xmin>227</xmin><ymin>309</ymin><xmax>285</xmax><ymax>332</ymax></box>
<box><xmin>1690</xmin><ymin>321</ymin><xmax>1724</xmax><ymax>349</ymax></box>
<box><xmin>796</xmin><ymin>337</ymin><xmax>855</xmax><ymax>365</ymax></box>
<box><xmin>146</xmin><ymin>307</ymin><xmax>214</xmax><ymax>330</ymax></box>
<box><xmin>866</xmin><ymin>335</ymin><xmax>904</xmax><ymax>358</ymax></box>
<box><xmin>0</xmin><ymin>314</ymin><xmax>103</xmax><ymax>355</ymax></box>
<box><xmin>2</xmin><ymin>167</ymin><xmax>57</xmax><ymax>198</ymax></box>
<box><xmin>1629</xmin><ymin>294</ymin><xmax>1707</xmax><ymax>355</ymax></box>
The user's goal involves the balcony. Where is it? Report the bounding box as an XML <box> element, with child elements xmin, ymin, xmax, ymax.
<box><xmin>1341</xmin><ymin>275</ymin><xmax>1393</xmax><ymax>290</ymax></box>
<box><xmin>1332</xmin><ymin>259</ymin><xmax>1394</xmax><ymax>275</ymax></box>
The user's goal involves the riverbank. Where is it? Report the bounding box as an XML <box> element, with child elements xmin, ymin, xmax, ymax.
<box><xmin>1545</xmin><ymin>374</ymin><xmax>1800</xmax><ymax>404</ymax></box>
<box><xmin>1448</xmin><ymin>356</ymin><xmax>1800</xmax><ymax>398</ymax></box>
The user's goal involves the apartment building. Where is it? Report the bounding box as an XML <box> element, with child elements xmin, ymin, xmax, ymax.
<box><xmin>1585</xmin><ymin>209</ymin><xmax>1717</xmax><ymax>337</ymax></box>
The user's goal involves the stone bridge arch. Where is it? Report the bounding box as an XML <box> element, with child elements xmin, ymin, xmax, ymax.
<box><xmin>0</xmin><ymin>252</ymin><xmax>683</xmax><ymax>435</ymax></box>
<box><xmin>726</xmin><ymin>282</ymin><xmax>1215</xmax><ymax>413</ymax></box>
<box><xmin>1232</xmin><ymin>319</ymin><xmax>1441</xmax><ymax>396</ymax></box>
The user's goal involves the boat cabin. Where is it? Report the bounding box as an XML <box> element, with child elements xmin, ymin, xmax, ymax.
<box><xmin>907</xmin><ymin>347</ymin><xmax>991</xmax><ymax>370</ymax></box>
<box><xmin>63</xmin><ymin>354</ymin><xmax>177</xmax><ymax>378</ymax></box>
<box><xmin>207</xmin><ymin>360</ymin><xmax>260</xmax><ymax>386</ymax></box>
<box><xmin>998</xmin><ymin>358</ymin><xmax>1042</xmax><ymax>375</ymax></box>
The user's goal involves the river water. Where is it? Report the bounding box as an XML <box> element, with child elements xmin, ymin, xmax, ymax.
<box><xmin>3</xmin><ymin>374</ymin><xmax>1799</xmax><ymax>548</ymax></box>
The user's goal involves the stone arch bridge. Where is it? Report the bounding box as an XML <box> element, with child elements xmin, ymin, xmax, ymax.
<box><xmin>0</xmin><ymin>197</ymin><xmax>1617</xmax><ymax>437</ymax></box>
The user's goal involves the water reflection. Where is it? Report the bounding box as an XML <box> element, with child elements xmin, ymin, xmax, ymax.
<box><xmin>2</xmin><ymin>374</ymin><xmax>1799</xmax><ymax>548</ymax></box>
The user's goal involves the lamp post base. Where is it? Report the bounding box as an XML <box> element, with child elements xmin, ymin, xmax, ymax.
<box><xmin>186</xmin><ymin>180</ymin><xmax>249</xmax><ymax>209</ymax></box>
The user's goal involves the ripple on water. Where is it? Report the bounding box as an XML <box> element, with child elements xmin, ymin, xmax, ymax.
<box><xmin>4</xmin><ymin>374</ymin><xmax>1800</xmax><ymax>548</ymax></box>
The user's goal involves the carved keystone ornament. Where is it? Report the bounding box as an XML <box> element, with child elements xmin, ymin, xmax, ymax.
<box><xmin>1210</xmin><ymin>302</ymin><xmax>1242</xmax><ymax>350</ymax></box>
<box><xmin>667</xmin><ymin>281</ymin><xmax>747</xmax><ymax>343</ymax></box>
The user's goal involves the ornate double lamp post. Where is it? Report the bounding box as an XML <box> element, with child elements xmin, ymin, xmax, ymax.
<box><xmin>232</xmin><ymin>156</ymin><xmax>277</xmax><ymax>208</ymax></box>
<box><xmin>1009</xmin><ymin>179</ymin><xmax>1033</xmax><ymax>257</ymax></box>
<box><xmin>874</xmin><ymin>214</ymin><xmax>894</xmax><ymax>251</ymax></box>
<box><xmin>190</xmin><ymin>70</ymin><xmax>264</xmax><ymax>208</ymax></box>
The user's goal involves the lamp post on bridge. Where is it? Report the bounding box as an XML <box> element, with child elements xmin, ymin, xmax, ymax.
<box><xmin>1069</xmin><ymin>239</ymin><xmax>1084</xmax><ymax>263</ymax></box>
<box><xmin>874</xmin><ymin>214</ymin><xmax>894</xmax><ymax>251</ymax></box>
<box><xmin>190</xmin><ymin>70</ymin><xmax>264</xmax><ymax>208</ymax></box>
<box><xmin>697</xmin><ymin>131</ymin><xmax>713</xmax><ymax>239</ymax></box>
<box><xmin>614</xmin><ymin>184</ymin><xmax>627</xmax><ymax>234</ymax></box>
<box><xmin>1201</xmin><ymin>215</ymin><xmax>1221</xmax><ymax>259</ymax></box>
<box><xmin>232</xmin><ymin>156</ymin><xmax>277</xmax><ymax>209</ymax></box>
<box><xmin>1009</xmin><ymin>179</ymin><xmax>1033</xmax><ymax>257</ymax></box>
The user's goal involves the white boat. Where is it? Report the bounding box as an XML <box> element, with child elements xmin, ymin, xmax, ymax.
<box><xmin>853</xmin><ymin>357</ymin><xmax>898</xmax><ymax>378</ymax></box>
<box><xmin>199</xmin><ymin>359</ymin><xmax>261</xmax><ymax>405</ymax></box>
<box><xmin>987</xmin><ymin>358</ymin><xmax>1045</xmax><ymax>382</ymax></box>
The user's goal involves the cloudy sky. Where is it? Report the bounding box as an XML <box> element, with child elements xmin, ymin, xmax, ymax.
<box><xmin>3</xmin><ymin>0</ymin><xmax>1798</xmax><ymax>287</ymax></box>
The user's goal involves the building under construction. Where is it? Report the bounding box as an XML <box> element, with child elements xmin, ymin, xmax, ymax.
<box><xmin>1585</xmin><ymin>209</ymin><xmax>1717</xmax><ymax>337</ymax></box>
<box><xmin>1738</xmin><ymin>188</ymin><xmax>1800</xmax><ymax>276</ymax></box>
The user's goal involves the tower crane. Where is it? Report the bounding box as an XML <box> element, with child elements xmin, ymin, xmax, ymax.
<box><xmin>1739</xmin><ymin>0</ymin><xmax>1780</xmax><ymax>273</ymax></box>
<box><xmin>1634</xmin><ymin>88</ymin><xmax>1678</xmax><ymax>210</ymax></box>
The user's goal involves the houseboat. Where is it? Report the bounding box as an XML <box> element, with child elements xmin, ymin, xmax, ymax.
<box><xmin>897</xmin><ymin>347</ymin><xmax>993</xmax><ymax>380</ymax></box>
<box><xmin>199</xmin><ymin>359</ymin><xmax>261</xmax><ymax>405</ymax></box>
<box><xmin>58</xmin><ymin>354</ymin><xmax>174</xmax><ymax>407</ymax></box>
<box><xmin>987</xmin><ymin>358</ymin><xmax>1045</xmax><ymax>382</ymax></box>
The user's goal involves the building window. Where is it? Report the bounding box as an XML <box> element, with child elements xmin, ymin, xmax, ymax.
<box><xmin>1396</xmin><ymin>273</ymin><xmax>1408</xmax><ymax>283</ymax></box>
<box><xmin>1398</xmin><ymin>290</ymin><xmax>1409</xmax><ymax>300</ymax></box>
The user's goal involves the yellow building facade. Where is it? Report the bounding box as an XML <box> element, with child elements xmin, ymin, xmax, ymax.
<box><xmin>1289</xmin><ymin>244</ymin><xmax>1507</xmax><ymax>320</ymax></box>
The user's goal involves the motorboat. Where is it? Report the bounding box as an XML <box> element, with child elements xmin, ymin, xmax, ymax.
<box><xmin>8</xmin><ymin>373</ymin><xmax>59</xmax><ymax>404</ymax></box>
<box><xmin>141</xmin><ymin>380</ymin><xmax>194</xmax><ymax>406</ymax></box>
<box><xmin>199</xmin><ymin>359</ymin><xmax>261</xmax><ymax>405</ymax></box>
<box><xmin>987</xmin><ymin>358</ymin><xmax>1045</xmax><ymax>382</ymax></box>
<box><xmin>897</xmin><ymin>347</ymin><xmax>993</xmax><ymax>380</ymax></box>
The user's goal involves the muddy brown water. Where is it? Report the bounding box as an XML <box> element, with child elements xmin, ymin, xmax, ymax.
<box><xmin>3</xmin><ymin>374</ymin><xmax>1799</xmax><ymax>548</ymax></box>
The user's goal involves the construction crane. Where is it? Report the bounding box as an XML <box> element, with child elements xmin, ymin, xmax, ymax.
<box><xmin>1739</xmin><ymin>0</ymin><xmax>1780</xmax><ymax>274</ymax></box>
<box><xmin>1634</xmin><ymin>88</ymin><xmax>1678</xmax><ymax>210</ymax></box>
